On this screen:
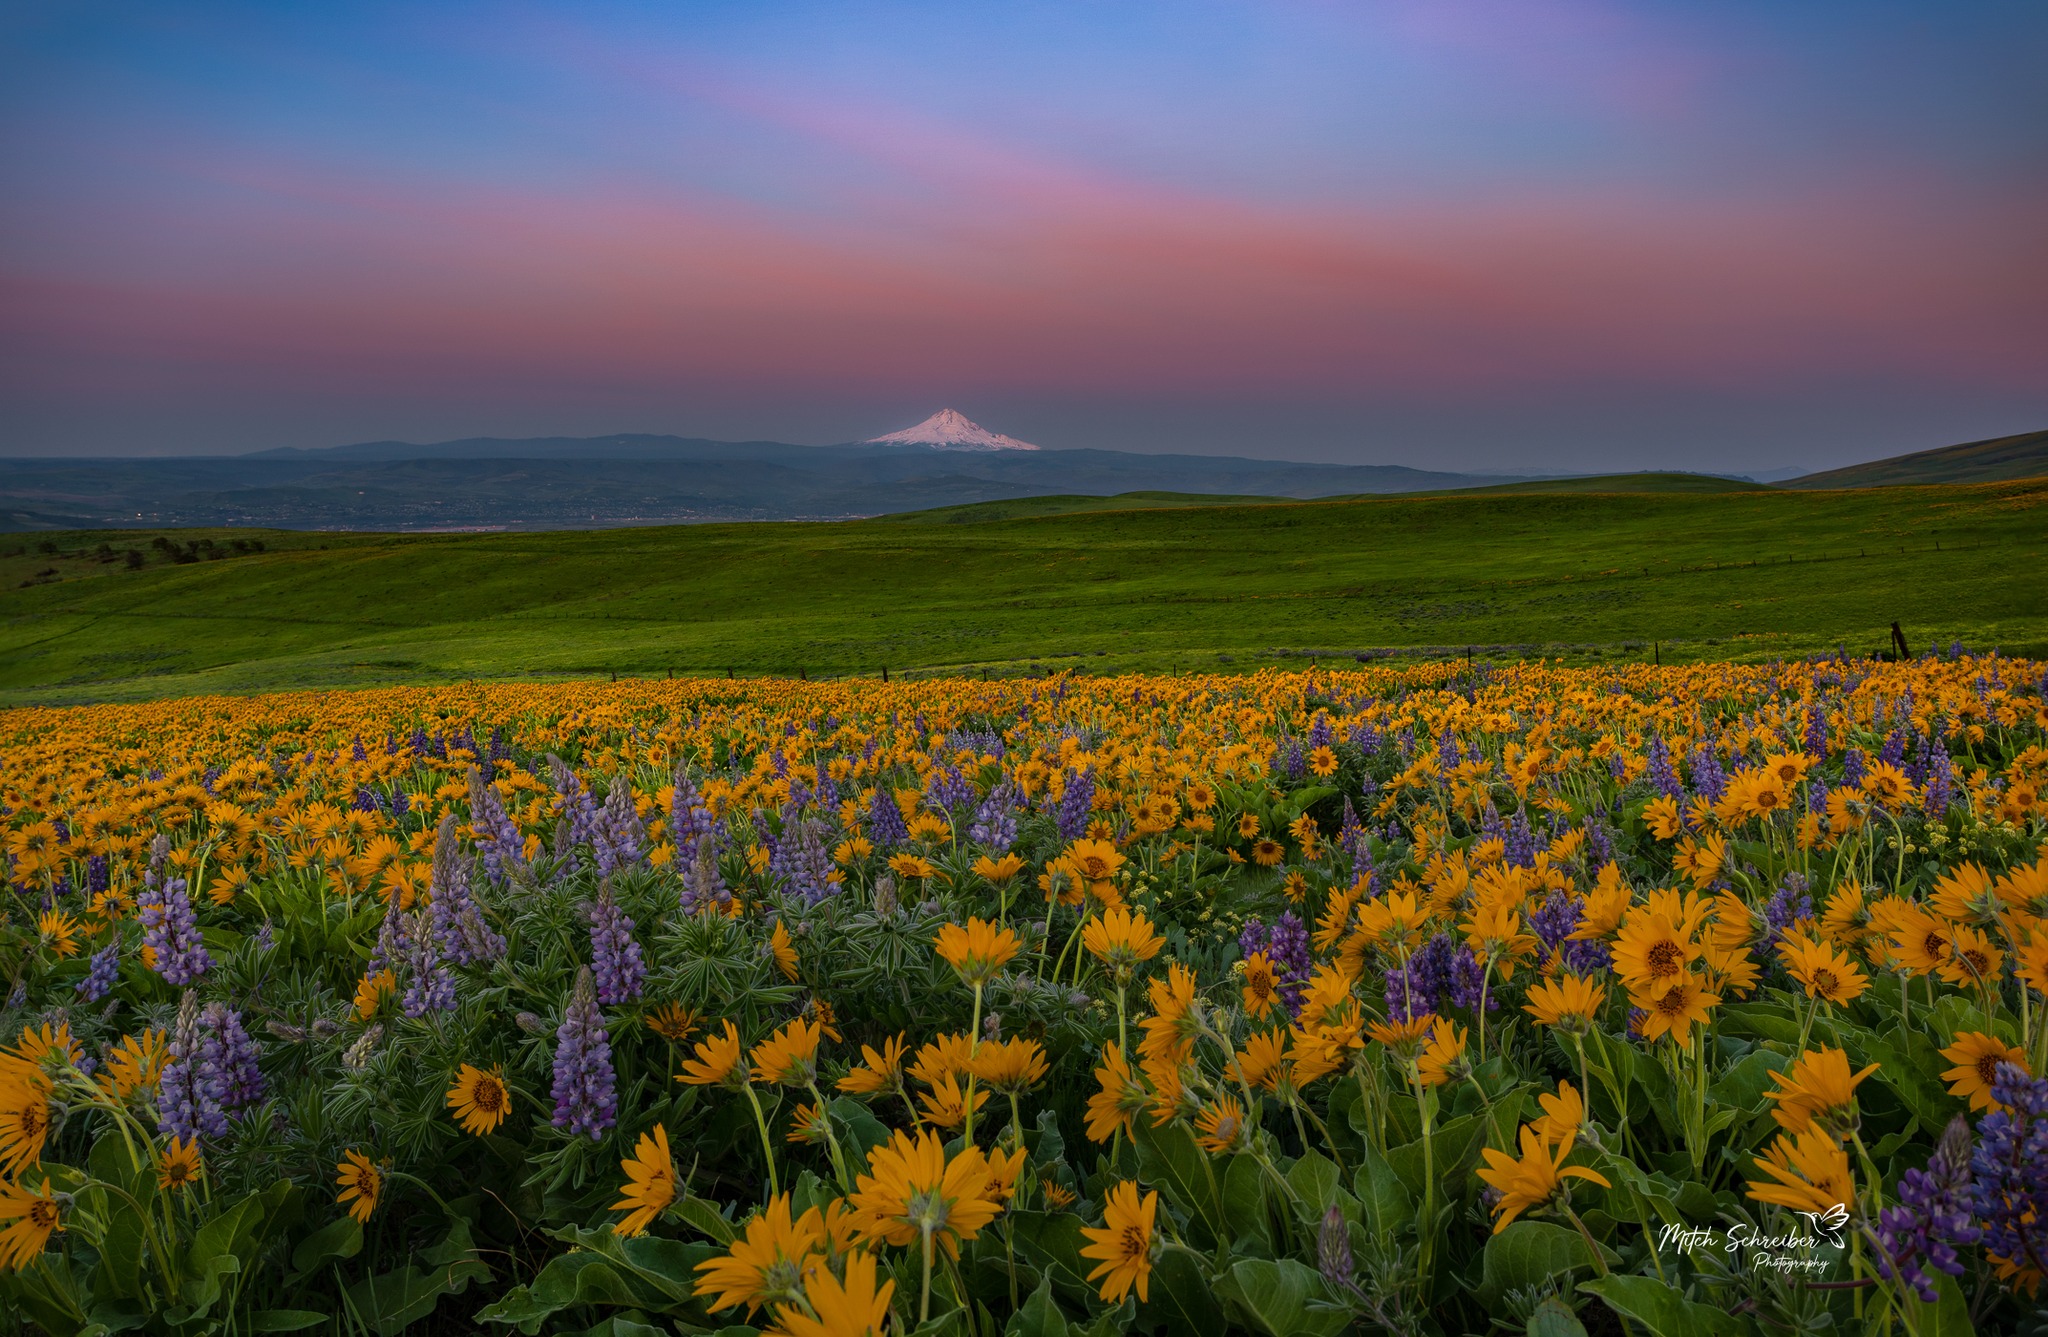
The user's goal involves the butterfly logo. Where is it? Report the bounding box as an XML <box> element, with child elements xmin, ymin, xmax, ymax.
<box><xmin>1795</xmin><ymin>1204</ymin><xmax>1850</xmax><ymax>1249</ymax></box>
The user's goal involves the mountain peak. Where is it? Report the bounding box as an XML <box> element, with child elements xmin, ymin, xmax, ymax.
<box><xmin>866</xmin><ymin>409</ymin><xmax>1041</xmax><ymax>451</ymax></box>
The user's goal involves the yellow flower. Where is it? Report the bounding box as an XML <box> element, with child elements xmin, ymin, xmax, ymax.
<box><xmin>1531</xmin><ymin>1080</ymin><xmax>1585</xmax><ymax>1147</ymax></box>
<box><xmin>971</xmin><ymin>852</ymin><xmax>1026</xmax><ymax>883</ymax></box>
<box><xmin>695</xmin><ymin>1192</ymin><xmax>825</xmax><ymax>1315</ymax></box>
<box><xmin>354</xmin><ymin>970</ymin><xmax>396</xmax><ymax>1020</ymax></box>
<box><xmin>1778</xmin><ymin>934</ymin><xmax>1869</xmax><ymax>1006</ymax></box>
<box><xmin>766</xmin><ymin>1248</ymin><xmax>894</xmax><ymax>1337</ymax></box>
<box><xmin>771</xmin><ymin>922</ymin><xmax>801</xmax><ymax>981</ymax></box>
<box><xmin>969</xmin><ymin>1037</ymin><xmax>1048</xmax><ymax>1095</ymax></box>
<box><xmin>888</xmin><ymin>852</ymin><xmax>936</xmax><ymax>881</ymax></box>
<box><xmin>933</xmin><ymin>917</ymin><xmax>1021</xmax><ymax>987</ymax></box>
<box><xmin>1933</xmin><ymin>924</ymin><xmax>2003</xmax><ymax>988</ymax></box>
<box><xmin>35</xmin><ymin>910</ymin><xmax>80</xmax><ymax>958</ymax></box>
<box><xmin>1060</xmin><ymin>839</ymin><xmax>1128</xmax><ymax>896</ymax></box>
<box><xmin>1251</xmin><ymin>838</ymin><xmax>1286</xmax><ymax>867</ymax></box>
<box><xmin>1631</xmin><ymin>974</ymin><xmax>1719</xmax><ymax>1046</ymax></box>
<box><xmin>0</xmin><ymin>1071</ymin><xmax>52</xmax><ymax>1179</ymax></box>
<box><xmin>446</xmin><ymin>1063</ymin><xmax>513</xmax><ymax>1136</ymax></box>
<box><xmin>907</xmin><ymin>1032</ymin><xmax>975</xmax><ymax>1089</ymax></box>
<box><xmin>1240</xmin><ymin>952</ymin><xmax>1285</xmax><ymax>1021</ymax></box>
<box><xmin>1415</xmin><ymin>1022</ymin><xmax>1469</xmax><ymax>1088</ymax></box>
<box><xmin>1611</xmin><ymin>911</ymin><xmax>1699</xmax><ymax>993</ymax></box>
<box><xmin>678</xmin><ymin>1020</ymin><xmax>750</xmax><ymax>1088</ymax></box>
<box><xmin>836</xmin><ymin>1035</ymin><xmax>908</xmax><ymax>1097</ymax></box>
<box><xmin>1747</xmin><ymin>1128</ymin><xmax>1855</xmax><ymax>1216</ymax></box>
<box><xmin>97</xmin><ymin>1029</ymin><xmax>168</xmax><ymax>1100</ymax></box>
<box><xmin>845</xmin><ymin>1129</ymin><xmax>1002</xmax><ymax>1259</ymax></box>
<box><xmin>336</xmin><ymin>1150</ymin><xmax>382</xmax><ymax>1224</ymax></box>
<box><xmin>1086</xmin><ymin>1042</ymin><xmax>1149</xmax><ymax>1143</ymax></box>
<box><xmin>647</xmin><ymin>1003</ymin><xmax>700</xmax><ymax>1042</ymax></box>
<box><xmin>1079</xmin><ymin>1181</ymin><xmax>1157</xmax><ymax>1303</ymax></box>
<box><xmin>1522</xmin><ymin>974</ymin><xmax>1606</xmax><ymax>1033</ymax></box>
<box><xmin>1194</xmin><ymin>1095</ymin><xmax>1251</xmax><ymax>1154</ymax></box>
<box><xmin>751</xmin><ymin>1017</ymin><xmax>823</xmax><ymax>1087</ymax></box>
<box><xmin>0</xmin><ymin>1177</ymin><xmax>61</xmax><ymax>1271</ymax></box>
<box><xmin>1308</xmin><ymin>746</ymin><xmax>1339</xmax><ymax>778</ymax></box>
<box><xmin>156</xmin><ymin>1136</ymin><xmax>204</xmax><ymax>1191</ymax></box>
<box><xmin>915</xmin><ymin>1076</ymin><xmax>988</xmax><ymax>1130</ymax></box>
<box><xmin>1366</xmin><ymin>1012</ymin><xmax>1439</xmax><ymax>1065</ymax></box>
<box><xmin>1765</xmin><ymin>1049</ymin><xmax>1879</xmax><ymax>1135</ymax></box>
<box><xmin>1940</xmin><ymin>1032</ymin><xmax>2030</xmax><ymax>1112</ymax></box>
<box><xmin>1082</xmin><ymin>906</ymin><xmax>1165</xmax><ymax>972</ymax></box>
<box><xmin>611</xmin><ymin>1124</ymin><xmax>677</xmax><ymax>1237</ymax></box>
<box><xmin>1476</xmin><ymin>1125</ymin><xmax>1610</xmax><ymax>1232</ymax></box>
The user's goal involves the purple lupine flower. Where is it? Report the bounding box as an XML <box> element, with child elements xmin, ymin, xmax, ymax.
<box><xmin>547</xmin><ymin>755</ymin><xmax>606</xmax><ymax>850</ymax></box>
<box><xmin>1436</xmin><ymin>727</ymin><xmax>1460</xmax><ymax>776</ymax></box>
<box><xmin>85</xmin><ymin>854</ymin><xmax>109</xmax><ymax>896</ymax></box>
<box><xmin>254</xmin><ymin>921</ymin><xmax>275</xmax><ymax>953</ymax></box>
<box><xmin>1307</xmin><ymin>712</ymin><xmax>1334</xmax><ymax>750</ymax></box>
<box><xmin>1054</xmin><ymin>769</ymin><xmax>1095</xmax><ymax>842</ymax></box>
<box><xmin>595</xmin><ymin>778</ymin><xmax>647</xmax><ymax>876</ymax></box>
<box><xmin>1505</xmin><ymin>809</ymin><xmax>1537</xmax><ymax>869</ymax></box>
<box><xmin>1274</xmin><ymin>738</ymin><xmax>1306</xmax><ymax>782</ymax></box>
<box><xmin>1585</xmin><ymin>818</ymin><xmax>1613</xmax><ymax>867</ymax></box>
<box><xmin>681</xmin><ymin>834</ymin><xmax>729</xmax><ymax>915</ymax></box>
<box><xmin>1687</xmin><ymin>741</ymin><xmax>1728</xmax><ymax>804</ymax></box>
<box><xmin>1964</xmin><ymin>1064</ymin><xmax>2048</xmax><ymax>1291</ymax></box>
<box><xmin>924</xmin><ymin>764</ymin><xmax>974</xmax><ymax>816</ymax></box>
<box><xmin>969</xmin><ymin>781</ymin><xmax>1020</xmax><ymax>850</ymax></box>
<box><xmin>1804</xmin><ymin>705</ymin><xmax>1828</xmax><ymax>756</ymax></box>
<box><xmin>429</xmin><ymin>814</ymin><xmax>504</xmax><ymax>964</ymax></box>
<box><xmin>75</xmin><ymin>943</ymin><xmax>118</xmax><ymax>1002</ymax></box>
<box><xmin>208</xmin><ymin>1003</ymin><xmax>266</xmax><ymax>1108</ymax></box>
<box><xmin>1528</xmin><ymin>893</ymin><xmax>1581</xmax><ymax>958</ymax></box>
<box><xmin>586</xmin><ymin>881</ymin><xmax>646</xmax><ymax>1004</ymax></box>
<box><xmin>1385</xmin><ymin>934</ymin><xmax>1457</xmax><ymax>1020</ymax></box>
<box><xmin>1842</xmin><ymin>748</ymin><xmax>1868</xmax><ymax>790</ymax></box>
<box><xmin>401</xmin><ymin>910</ymin><xmax>458</xmax><ymax>1017</ymax></box>
<box><xmin>138</xmin><ymin>872</ymin><xmax>211</xmax><ymax>986</ymax></box>
<box><xmin>1448</xmin><ymin>945</ymin><xmax>1496</xmax><ymax>1012</ymax></box>
<box><xmin>1645</xmin><ymin>734</ymin><xmax>1682</xmax><ymax>801</ymax></box>
<box><xmin>774</xmin><ymin>815</ymin><xmax>835</xmax><ymax>904</ymax></box>
<box><xmin>1879</xmin><ymin>728</ymin><xmax>1908</xmax><ymax>768</ymax></box>
<box><xmin>158</xmin><ymin>993</ymin><xmax>230</xmax><ymax>1140</ymax></box>
<box><xmin>1877</xmin><ymin>1116</ymin><xmax>1978</xmax><ymax>1304</ymax></box>
<box><xmin>550</xmin><ymin>967</ymin><xmax>617</xmax><ymax>1140</ymax></box>
<box><xmin>669</xmin><ymin>767</ymin><xmax>718</xmax><ymax>848</ymax></box>
<box><xmin>467</xmin><ymin>766</ymin><xmax>529</xmax><ymax>888</ymax></box>
<box><xmin>365</xmin><ymin>883</ymin><xmax>405</xmax><ymax>980</ymax></box>
<box><xmin>1759</xmin><ymin>878</ymin><xmax>1813</xmax><ymax>961</ymax></box>
<box><xmin>868</xmin><ymin>785</ymin><xmax>911</xmax><ymax>847</ymax></box>
<box><xmin>1346</xmin><ymin>721</ymin><xmax>1381</xmax><ymax>754</ymax></box>
<box><xmin>1337</xmin><ymin>798</ymin><xmax>1370</xmax><ymax>874</ymax></box>
<box><xmin>353</xmin><ymin>787</ymin><xmax>383</xmax><ymax>814</ymax></box>
<box><xmin>1924</xmin><ymin>754</ymin><xmax>1954</xmax><ymax>818</ymax></box>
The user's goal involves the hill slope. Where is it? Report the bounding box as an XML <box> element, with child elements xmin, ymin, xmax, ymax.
<box><xmin>1786</xmin><ymin>428</ymin><xmax>2048</xmax><ymax>489</ymax></box>
<box><xmin>3</xmin><ymin>481</ymin><xmax>2042</xmax><ymax>703</ymax></box>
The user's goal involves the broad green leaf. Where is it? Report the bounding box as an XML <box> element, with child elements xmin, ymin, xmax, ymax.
<box><xmin>1353</xmin><ymin>1153</ymin><xmax>1413</xmax><ymax>1236</ymax></box>
<box><xmin>248</xmin><ymin>1311</ymin><xmax>328</xmax><ymax>1332</ymax></box>
<box><xmin>1527</xmin><ymin>1297</ymin><xmax>1591</xmax><ymax>1337</ymax></box>
<box><xmin>290</xmin><ymin>1214</ymin><xmax>363</xmax><ymax>1277</ymax></box>
<box><xmin>1004</xmin><ymin>1276</ymin><xmax>1074</xmax><ymax>1337</ymax></box>
<box><xmin>1222</xmin><ymin>1153</ymin><xmax>1274</xmax><ymax>1254</ymax></box>
<box><xmin>1708</xmin><ymin>1049</ymin><xmax>1789</xmax><ymax>1112</ymax></box>
<box><xmin>1142</xmin><ymin>1245</ymin><xmax>1229</xmax><ymax>1337</ymax></box>
<box><xmin>1284</xmin><ymin>1149</ymin><xmax>1341</xmax><ymax>1221</ymax></box>
<box><xmin>1132</xmin><ymin>1119</ymin><xmax>1226</xmax><ymax>1246</ymax></box>
<box><xmin>1214</xmin><ymin>1258</ymin><xmax>1349</xmax><ymax>1337</ymax></box>
<box><xmin>1477</xmin><ymin>1221</ymin><xmax>1617</xmax><ymax>1309</ymax></box>
<box><xmin>1579</xmin><ymin>1274</ymin><xmax>1752</xmax><ymax>1337</ymax></box>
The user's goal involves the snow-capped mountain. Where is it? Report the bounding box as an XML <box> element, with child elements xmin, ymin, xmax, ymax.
<box><xmin>865</xmin><ymin>409</ymin><xmax>1041</xmax><ymax>451</ymax></box>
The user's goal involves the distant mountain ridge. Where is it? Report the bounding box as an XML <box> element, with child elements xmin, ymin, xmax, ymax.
<box><xmin>1783</xmin><ymin>428</ymin><xmax>2048</xmax><ymax>490</ymax></box>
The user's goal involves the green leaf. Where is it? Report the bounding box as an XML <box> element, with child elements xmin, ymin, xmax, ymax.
<box><xmin>248</xmin><ymin>1311</ymin><xmax>329</xmax><ymax>1332</ymax></box>
<box><xmin>1284</xmin><ymin>1149</ymin><xmax>1341</xmax><ymax>1221</ymax></box>
<box><xmin>1708</xmin><ymin>1049</ymin><xmax>1789</xmax><ymax>1111</ymax></box>
<box><xmin>1477</xmin><ymin>1221</ymin><xmax>1616</xmax><ymax>1309</ymax></box>
<box><xmin>1221</xmin><ymin>1153</ymin><xmax>1274</xmax><ymax>1254</ymax></box>
<box><xmin>675</xmin><ymin>1194</ymin><xmax>738</xmax><ymax>1245</ymax></box>
<box><xmin>1004</xmin><ymin>1276</ymin><xmax>1074</xmax><ymax>1337</ymax></box>
<box><xmin>831</xmin><ymin>1096</ymin><xmax>894</xmax><ymax>1165</ymax></box>
<box><xmin>346</xmin><ymin>1218</ymin><xmax>493</xmax><ymax>1335</ymax></box>
<box><xmin>1142</xmin><ymin>1245</ymin><xmax>1229</xmax><ymax>1337</ymax></box>
<box><xmin>1353</xmin><ymin>1153</ymin><xmax>1413</xmax><ymax>1237</ymax></box>
<box><xmin>1527</xmin><ymin>1297</ymin><xmax>1590</xmax><ymax>1337</ymax></box>
<box><xmin>1131</xmin><ymin>1119</ymin><xmax>1226</xmax><ymax>1246</ymax></box>
<box><xmin>1214</xmin><ymin>1258</ymin><xmax>1349</xmax><ymax>1337</ymax></box>
<box><xmin>290</xmin><ymin>1214</ymin><xmax>363</xmax><ymax>1277</ymax></box>
<box><xmin>1579</xmin><ymin>1275</ymin><xmax>1752</xmax><ymax>1337</ymax></box>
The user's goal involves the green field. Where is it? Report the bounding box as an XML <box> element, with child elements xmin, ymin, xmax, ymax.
<box><xmin>2</xmin><ymin>479</ymin><xmax>2043</xmax><ymax>704</ymax></box>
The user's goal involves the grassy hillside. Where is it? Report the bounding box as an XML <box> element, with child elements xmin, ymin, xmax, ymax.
<box><xmin>1405</xmin><ymin>471</ymin><xmax>1772</xmax><ymax>497</ymax></box>
<box><xmin>2</xmin><ymin>480</ymin><xmax>2043</xmax><ymax>704</ymax></box>
<box><xmin>1788</xmin><ymin>428</ymin><xmax>2048</xmax><ymax>489</ymax></box>
<box><xmin>876</xmin><ymin>491</ymin><xmax>1291</xmax><ymax>523</ymax></box>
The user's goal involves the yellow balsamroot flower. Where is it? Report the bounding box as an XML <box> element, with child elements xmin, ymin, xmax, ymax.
<box><xmin>1764</xmin><ymin>1049</ymin><xmax>1879</xmax><ymax>1135</ymax></box>
<box><xmin>887</xmin><ymin>852</ymin><xmax>936</xmax><ymax>881</ymax></box>
<box><xmin>354</xmin><ymin>970</ymin><xmax>397</xmax><ymax>1020</ymax></box>
<box><xmin>1747</xmin><ymin>1127</ymin><xmax>1855</xmax><ymax>1216</ymax></box>
<box><xmin>695</xmin><ymin>1192</ymin><xmax>826</xmax><ymax>1315</ymax></box>
<box><xmin>336</xmin><ymin>1150</ymin><xmax>382</xmax><ymax>1224</ymax></box>
<box><xmin>1934</xmin><ymin>924</ymin><xmax>2003</xmax><ymax>988</ymax></box>
<box><xmin>1940</xmin><ymin>1032</ymin><xmax>2030</xmax><ymax>1112</ymax></box>
<box><xmin>1080</xmin><ymin>1180</ymin><xmax>1158</xmax><ymax>1303</ymax></box>
<box><xmin>1530</xmin><ymin>1080</ymin><xmax>1585</xmax><ymax>1148</ymax></box>
<box><xmin>1194</xmin><ymin>1094</ymin><xmax>1252</xmax><ymax>1154</ymax></box>
<box><xmin>1778</xmin><ymin>933</ymin><xmax>1869</xmax><ymax>1006</ymax></box>
<box><xmin>933</xmin><ymin>918</ymin><xmax>1020</xmax><ymax>988</ymax></box>
<box><xmin>836</xmin><ymin>1035</ymin><xmax>909</xmax><ymax>1097</ymax></box>
<box><xmin>678</xmin><ymin>1020</ymin><xmax>750</xmax><ymax>1089</ymax></box>
<box><xmin>446</xmin><ymin>1064</ymin><xmax>513</xmax><ymax>1136</ymax></box>
<box><xmin>1085</xmin><ymin>1042</ymin><xmax>1149</xmax><ymax>1144</ymax></box>
<box><xmin>969</xmin><ymin>1037</ymin><xmax>1048</xmax><ymax>1096</ymax></box>
<box><xmin>1234</xmin><ymin>1029</ymin><xmax>1288</xmax><ymax>1093</ymax></box>
<box><xmin>611</xmin><ymin>1124</ymin><xmax>676</xmax><ymax>1237</ymax></box>
<box><xmin>35</xmin><ymin>910</ymin><xmax>80</xmax><ymax>958</ymax></box>
<box><xmin>0</xmin><ymin>1070</ymin><xmax>53</xmax><ymax>1179</ymax></box>
<box><xmin>907</xmin><ymin>1032</ymin><xmax>975</xmax><ymax>1089</ymax></box>
<box><xmin>915</xmin><ymin>1076</ymin><xmax>987</xmax><ymax>1131</ymax></box>
<box><xmin>1522</xmin><ymin>974</ymin><xmax>1606</xmax><ymax>1033</ymax></box>
<box><xmin>1240</xmin><ymin>952</ymin><xmax>1285</xmax><ymax>1021</ymax></box>
<box><xmin>770</xmin><ymin>922</ymin><xmax>800</xmax><ymax>981</ymax></box>
<box><xmin>0</xmin><ymin>1177</ymin><xmax>62</xmax><ymax>1271</ymax></box>
<box><xmin>1060</xmin><ymin>839</ymin><xmax>1127</xmax><ymax>897</ymax></box>
<box><xmin>1611</xmin><ymin>911</ymin><xmax>1700</xmax><ymax>994</ymax></box>
<box><xmin>157</xmin><ymin>1136</ymin><xmax>204</xmax><ymax>1191</ymax></box>
<box><xmin>97</xmin><ymin>1030</ymin><xmax>169</xmax><ymax>1100</ymax></box>
<box><xmin>970</xmin><ymin>852</ymin><xmax>1025</xmax><ymax>884</ymax></box>
<box><xmin>1415</xmin><ymin>1022</ymin><xmax>1470</xmax><ymax>1089</ymax></box>
<box><xmin>1477</xmin><ymin>1125</ymin><xmax>1610</xmax><ymax>1233</ymax></box>
<box><xmin>1137</xmin><ymin>962</ymin><xmax>1201</xmax><ymax>1067</ymax></box>
<box><xmin>768</xmin><ymin>1248</ymin><xmax>894</xmax><ymax>1337</ymax></box>
<box><xmin>845</xmin><ymin>1129</ymin><xmax>1002</xmax><ymax>1259</ymax></box>
<box><xmin>646</xmin><ymin>1002</ymin><xmax>699</xmax><ymax>1042</ymax></box>
<box><xmin>1082</xmin><ymin>906</ymin><xmax>1165</xmax><ymax>972</ymax></box>
<box><xmin>1630</xmin><ymin>974</ymin><xmax>1720</xmax><ymax>1046</ymax></box>
<box><xmin>751</xmin><ymin>1018</ymin><xmax>823</xmax><ymax>1087</ymax></box>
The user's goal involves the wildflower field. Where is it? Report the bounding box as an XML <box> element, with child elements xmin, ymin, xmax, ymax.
<box><xmin>1</xmin><ymin>656</ymin><xmax>2046</xmax><ymax>1336</ymax></box>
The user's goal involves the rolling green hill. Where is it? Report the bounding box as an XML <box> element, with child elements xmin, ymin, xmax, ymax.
<box><xmin>1787</xmin><ymin>428</ymin><xmax>2048</xmax><ymax>489</ymax></box>
<box><xmin>2</xmin><ymin>480</ymin><xmax>2043</xmax><ymax>704</ymax></box>
<box><xmin>874</xmin><ymin>491</ymin><xmax>1289</xmax><ymax>524</ymax></box>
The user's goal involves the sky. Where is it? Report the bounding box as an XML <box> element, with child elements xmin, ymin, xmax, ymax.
<box><xmin>2</xmin><ymin>1</ymin><xmax>2044</xmax><ymax>472</ymax></box>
